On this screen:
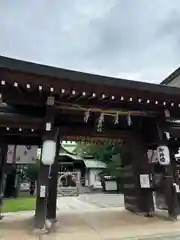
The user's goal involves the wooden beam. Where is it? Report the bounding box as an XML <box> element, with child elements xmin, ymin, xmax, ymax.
<box><xmin>55</xmin><ymin>103</ymin><xmax>156</xmax><ymax>117</ymax></box>
<box><xmin>57</xmin><ymin>126</ymin><xmax>133</xmax><ymax>140</ymax></box>
<box><xmin>1</xmin><ymin>83</ymin><xmax>180</xmax><ymax>116</ymax></box>
<box><xmin>2</xmin><ymin>88</ymin><xmax>45</xmax><ymax>106</ymax></box>
<box><xmin>0</xmin><ymin>121</ymin><xmax>43</xmax><ymax>130</ymax></box>
<box><xmin>1</xmin><ymin>57</ymin><xmax>180</xmax><ymax>108</ymax></box>
<box><xmin>0</xmin><ymin>122</ymin><xmax>135</xmax><ymax>141</ymax></box>
<box><xmin>0</xmin><ymin>135</ymin><xmax>41</xmax><ymax>145</ymax></box>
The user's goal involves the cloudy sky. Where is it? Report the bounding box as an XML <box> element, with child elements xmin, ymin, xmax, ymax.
<box><xmin>0</xmin><ymin>0</ymin><xmax>180</xmax><ymax>83</ymax></box>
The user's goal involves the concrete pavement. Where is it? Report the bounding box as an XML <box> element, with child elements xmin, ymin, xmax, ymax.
<box><xmin>1</xmin><ymin>208</ymin><xmax>180</xmax><ymax>239</ymax></box>
<box><xmin>1</xmin><ymin>194</ymin><xmax>180</xmax><ymax>239</ymax></box>
<box><xmin>79</xmin><ymin>193</ymin><xmax>125</xmax><ymax>208</ymax></box>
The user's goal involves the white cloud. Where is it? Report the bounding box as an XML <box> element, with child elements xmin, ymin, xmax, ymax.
<box><xmin>0</xmin><ymin>0</ymin><xmax>180</xmax><ymax>83</ymax></box>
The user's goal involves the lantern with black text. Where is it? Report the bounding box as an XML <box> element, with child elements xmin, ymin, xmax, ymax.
<box><xmin>157</xmin><ymin>145</ymin><xmax>170</xmax><ymax>165</ymax></box>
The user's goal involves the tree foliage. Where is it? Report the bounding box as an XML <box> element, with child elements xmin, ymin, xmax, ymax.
<box><xmin>75</xmin><ymin>143</ymin><xmax>122</xmax><ymax>163</ymax></box>
<box><xmin>25</xmin><ymin>163</ymin><xmax>39</xmax><ymax>182</ymax></box>
<box><xmin>107</xmin><ymin>154</ymin><xmax>123</xmax><ymax>177</ymax></box>
<box><xmin>75</xmin><ymin>143</ymin><xmax>124</xmax><ymax>178</ymax></box>
<box><xmin>24</xmin><ymin>158</ymin><xmax>40</xmax><ymax>182</ymax></box>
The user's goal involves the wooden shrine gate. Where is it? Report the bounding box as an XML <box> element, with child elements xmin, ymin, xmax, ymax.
<box><xmin>1</xmin><ymin>55</ymin><xmax>180</xmax><ymax>230</ymax></box>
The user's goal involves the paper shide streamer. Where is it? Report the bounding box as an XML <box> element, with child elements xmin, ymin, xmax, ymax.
<box><xmin>97</xmin><ymin>113</ymin><xmax>104</xmax><ymax>132</ymax></box>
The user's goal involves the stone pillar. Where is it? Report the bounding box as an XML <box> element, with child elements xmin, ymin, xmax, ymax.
<box><xmin>46</xmin><ymin>131</ymin><xmax>60</xmax><ymax>221</ymax></box>
<box><xmin>0</xmin><ymin>144</ymin><xmax>8</xmax><ymax>219</ymax></box>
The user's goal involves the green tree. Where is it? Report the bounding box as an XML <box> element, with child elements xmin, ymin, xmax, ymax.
<box><xmin>75</xmin><ymin>143</ymin><xmax>122</xmax><ymax>163</ymax></box>
<box><xmin>75</xmin><ymin>143</ymin><xmax>125</xmax><ymax>191</ymax></box>
<box><xmin>106</xmin><ymin>153</ymin><xmax>123</xmax><ymax>192</ymax></box>
<box><xmin>107</xmin><ymin>154</ymin><xmax>122</xmax><ymax>177</ymax></box>
<box><xmin>25</xmin><ymin>163</ymin><xmax>39</xmax><ymax>182</ymax></box>
<box><xmin>23</xmin><ymin>162</ymin><xmax>39</xmax><ymax>196</ymax></box>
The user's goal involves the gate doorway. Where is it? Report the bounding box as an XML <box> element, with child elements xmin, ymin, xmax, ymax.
<box><xmin>56</xmin><ymin>136</ymin><xmax>155</xmax><ymax>216</ymax></box>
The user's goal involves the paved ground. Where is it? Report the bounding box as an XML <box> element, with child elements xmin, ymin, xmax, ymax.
<box><xmin>56</xmin><ymin>193</ymin><xmax>124</xmax><ymax>211</ymax></box>
<box><xmin>141</xmin><ymin>234</ymin><xmax>180</xmax><ymax>239</ymax></box>
<box><xmin>2</xmin><ymin>208</ymin><xmax>180</xmax><ymax>239</ymax></box>
<box><xmin>79</xmin><ymin>193</ymin><xmax>125</xmax><ymax>208</ymax></box>
<box><xmin>1</xmin><ymin>193</ymin><xmax>180</xmax><ymax>239</ymax></box>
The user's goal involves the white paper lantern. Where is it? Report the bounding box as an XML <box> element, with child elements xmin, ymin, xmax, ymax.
<box><xmin>41</xmin><ymin>140</ymin><xmax>56</xmax><ymax>165</ymax></box>
<box><xmin>157</xmin><ymin>145</ymin><xmax>170</xmax><ymax>165</ymax></box>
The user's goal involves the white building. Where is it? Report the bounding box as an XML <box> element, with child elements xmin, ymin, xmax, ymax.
<box><xmin>162</xmin><ymin>67</ymin><xmax>180</xmax><ymax>87</ymax></box>
<box><xmin>59</xmin><ymin>141</ymin><xmax>106</xmax><ymax>189</ymax></box>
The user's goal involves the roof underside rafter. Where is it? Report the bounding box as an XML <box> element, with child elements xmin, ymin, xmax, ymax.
<box><xmin>0</xmin><ymin>56</ymin><xmax>180</xmax><ymax>111</ymax></box>
<box><xmin>0</xmin><ymin>56</ymin><xmax>180</xmax><ymax>145</ymax></box>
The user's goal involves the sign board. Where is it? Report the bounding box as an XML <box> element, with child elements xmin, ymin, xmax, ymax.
<box><xmin>105</xmin><ymin>181</ymin><xmax>117</xmax><ymax>191</ymax></box>
<box><xmin>173</xmin><ymin>183</ymin><xmax>180</xmax><ymax>193</ymax></box>
<box><xmin>7</xmin><ymin>145</ymin><xmax>38</xmax><ymax>164</ymax></box>
<box><xmin>157</xmin><ymin>145</ymin><xmax>170</xmax><ymax>165</ymax></box>
<box><xmin>40</xmin><ymin>185</ymin><xmax>46</xmax><ymax>198</ymax></box>
<box><xmin>139</xmin><ymin>174</ymin><xmax>150</xmax><ymax>188</ymax></box>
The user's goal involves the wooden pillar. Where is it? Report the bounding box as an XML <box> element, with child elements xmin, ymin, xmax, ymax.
<box><xmin>34</xmin><ymin>159</ymin><xmax>49</xmax><ymax>229</ymax></box>
<box><xmin>34</xmin><ymin>96</ymin><xmax>56</xmax><ymax>229</ymax></box>
<box><xmin>164</xmin><ymin>165</ymin><xmax>177</xmax><ymax>218</ymax></box>
<box><xmin>131</xmin><ymin>137</ymin><xmax>154</xmax><ymax>215</ymax></box>
<box><xmin>157</xmin><ymin>125</ymin><xmax>178</xmax><ymax>219</ymax></box>
<box><xmin>46</xmin><ymin>130</ymin><xmax>60</xmax><ymax>221</ymax></box>
<box><xmin>0</xmin><ymin>144</ymin><xmax>8</xmax><ymax>219</ymax></box>
<box><xmin>169</xmin><ymin>143</ymin><xmax>180</xmax><ymax>216</ymax></box>
<box><xmin>123</xmin><ymin>136</ymin><xmax>154</xmax><ymax>215</ymax></box>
